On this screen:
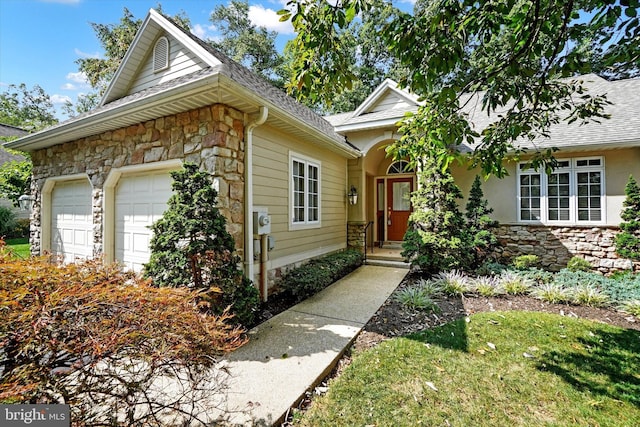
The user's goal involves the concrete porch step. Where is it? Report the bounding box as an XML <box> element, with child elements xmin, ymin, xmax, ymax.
<box><xmin>365</xmin><ymin>258</ymin><xmax>410</xmax><ymax>269</ymax></box>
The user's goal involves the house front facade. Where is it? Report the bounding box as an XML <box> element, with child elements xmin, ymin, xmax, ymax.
<box><xmin>6</xmin><ymin>10</ymin><xmax>359</xmax><ymax>298</ymax></box>
<box><xmin>5</xmin><ymin>10</ymin><xmax>639</xmax><ymax>297</ymax></box>
<box><xmin>332</xmin><ymin>76</ymin><xmax>640</xmax><ymax>273</ymax></box>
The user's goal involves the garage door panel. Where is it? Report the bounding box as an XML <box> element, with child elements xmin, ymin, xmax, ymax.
<box><xmin>51</xmin><ymin>179</ymin><xmax>93</xmax><ymax>263</ymax></box>
<box><xmin>115</xmin><ymin>171</ymin><xmax>172</xmax><ymax>272</ymax></box>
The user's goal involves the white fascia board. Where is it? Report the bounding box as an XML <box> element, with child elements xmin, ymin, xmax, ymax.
<box><xmin>334</xmin><ymin>116</ymin><xmax>406</xmax><ymax>133</ymax></box>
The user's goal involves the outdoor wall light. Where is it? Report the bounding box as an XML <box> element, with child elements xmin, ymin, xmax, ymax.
<box><xmin>18</xmin><ymin>194</ymin><xmax>34</xmax><ymax>211</ymax></box>
<box><xmin>348</xmin><ymin>185</ymin><xmax>358</xmax><ymax>205</ymax></box>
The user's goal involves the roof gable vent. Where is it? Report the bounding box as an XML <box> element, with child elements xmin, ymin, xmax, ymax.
<box><xmin>153</xmin><ymin>36</ymin><xmax>169</xmax><ymax>72</ymax></box>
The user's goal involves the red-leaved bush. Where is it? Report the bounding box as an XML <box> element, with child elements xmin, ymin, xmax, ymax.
<box><xmin>0</xmin><ymin>240</ymin><xmax>247</xmax><ymax>425</ymax></box>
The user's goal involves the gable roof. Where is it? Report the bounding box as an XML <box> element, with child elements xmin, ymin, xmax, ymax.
<box><xmin>329</xmin><ymin>74</ymin><xmax>640</xmax><ymax>153</ymax></box>
<box><xmin>6</xmin><ymin>9</ymin><xmax>359</xmax><ymax>159</ymax></box>
<box><xmin>325</xmin><ymin>79</ymin><xmax>420</xmax><ymax>131</ymax></box>
<box><xmin>0</xmin><ymin>123</ymin><xmax>28</xmax><ymax>139</ymax></box>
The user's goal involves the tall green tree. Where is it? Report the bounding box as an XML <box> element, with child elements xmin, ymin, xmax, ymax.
<box><xmin>210</xmin><ymin>0</ymin><xmax>286</xmax><ymax>86</ymax></box>
<box><xmin>282</xmin><ymin>0</ymin><xmax>639</xmax><ymax>175</ymax></box>
<box><xmin>0</xmin><ymin>83</ymin><xmax>57</xmax><ymax>131</ymax></box>
<box><xmin>76</xmin><ymin>6</ymin><xmax>191</xmax><ymax>96</ymax></box>
<box><xmin>0</xmin><ymin>158</ymin><xmax>31</xmax><ymax>207</ymax></box>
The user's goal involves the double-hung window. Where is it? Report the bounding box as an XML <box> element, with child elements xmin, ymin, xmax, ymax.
<box><xmin>291</xmin><ymin>153</ymin><xmax>320</xmax><ymax>227</ymax></box>
<box><xmin>517</xmin><ymin>157</ymin><xmax>604</xmax><ymax>224</ymax></box>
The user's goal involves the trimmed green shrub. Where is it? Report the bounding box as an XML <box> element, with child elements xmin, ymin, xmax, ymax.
<box><xmin>566</xmin><ymin>256</ymin><xmax>592</xmax><ymax>272</ymax></box>
<box><xmin>280</xmin><ymin>250</ymin><xmax>363</xmax><ymax>300</ymax></box>
<box><xmin>615</xmin><ymin>175</ymin><xmax>640</xmax><ymax>260</ymax></box>
<box><xmin>145</xmin><ymin>163</ymin><xmax>259</xmax><ymax>326</ymax></box>
<box><xmin>520</xmin><ymin>267</ymin><xmax>554</xmax><ymax>285</ymax></box>
<box><xmin>402</xmin><ymin>159</ymin><xmax>471</xmax><ymax>273</ymax></box>
<box><xmin>474</xmin><ymin>260</ymin><xmax>508</xmax><ymax>276</ymax></box>
<box><xmin>0</xmin><ymin>206</ymin><xmax>16</xmax><ymax>237</ymax></box>
<box><xmin>465</xmin><ymin>175</ymin><xmax>498</xmax><ymax>268</ymax></box>
<box><xmin>512</xmin><ymin>254</ymin><xmax>539</xmax><ymax>270</ymax></box>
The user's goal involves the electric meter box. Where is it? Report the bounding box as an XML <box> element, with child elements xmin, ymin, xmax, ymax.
<box><xmin>253</xmin><ymin>208</ymin><xmax>271</xmax><ymax>235</ymax></box>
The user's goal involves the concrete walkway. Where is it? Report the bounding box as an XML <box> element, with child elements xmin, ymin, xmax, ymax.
<box><xmin>221</xmin><ymin>265</ymin><xmax>407</xmax><ymax>426</ymax></box>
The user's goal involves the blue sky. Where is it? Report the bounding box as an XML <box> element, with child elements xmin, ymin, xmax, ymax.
<box><xmin>1</xmin><ymin>0</ymin><xmax>417</xmax><ymax>119</ymax></box>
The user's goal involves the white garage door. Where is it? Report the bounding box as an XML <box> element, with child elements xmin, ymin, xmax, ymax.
<box><xmin>115</xmin><ymin>171</ymin><xmax>173</xmax><ymax>272</ymax></box>
<box><xmin>51</xmin><ymin>179</ymin><xmax>93</xmax><ymax>263</ymax></box>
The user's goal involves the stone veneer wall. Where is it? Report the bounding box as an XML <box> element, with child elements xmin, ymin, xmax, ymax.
<box><xmin>493</xmin><ymin>224</ymin><xmax>637</xmax><ymax>273</ymax></box>
<box><xmin>29</xmin><ymin>104</ymin><xmax>246</xmax><ymax>258</ymax></box>
<box><xmin>347</xmin><ymin>221</ymin><xmax>369</xmax><ymax>252</ymax></box>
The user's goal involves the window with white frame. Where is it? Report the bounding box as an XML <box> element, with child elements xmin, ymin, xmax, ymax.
<box><xmin>291</xmin><ymin>154</ymin><xmax>320</xmax><ymax>225</ymax></box>
<box><xmin>517</xmin><ymin>157</ymin><xmax>604</xmax><ymax>224</ymax></box>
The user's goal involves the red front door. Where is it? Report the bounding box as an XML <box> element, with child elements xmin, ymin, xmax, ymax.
<box><xmin>386</xmin><ymin>177</ymin><xmax>413</xmax><ymax>241</ymax></box>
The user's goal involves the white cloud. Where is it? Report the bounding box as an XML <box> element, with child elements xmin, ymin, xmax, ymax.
<box><xmin>191</xmin><ymin>23</ymin><xmax>217</xmax><ymax>40</ymax></box>
<box><xmin>248</xmin><ymin>4</ymin><xmax>294</xmax><ymax>35</ymax></box>
<box><xmin>66</xmin><ymin>71</ymin><xmax>88</xmax><ymax>84</ymax></box>
<box><xmin>61</xmin><ymin>83</ymin><xmax>77</xmax><ymax>90</ymax></box>
<box><xmin>74</xmin><ymin>48</ymin><xmax>101</xmax><ymax>59</ymax></box>
<box><xmin>51</xmin><ymin>94</ymin><xmax>72</xmax><ymax>104</ymax></box>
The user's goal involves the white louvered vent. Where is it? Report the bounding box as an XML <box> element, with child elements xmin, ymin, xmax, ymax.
<box><xmin>153</xmin><ymin>36</ymin><xmax>169</xmax><ymax>72</ymax></box>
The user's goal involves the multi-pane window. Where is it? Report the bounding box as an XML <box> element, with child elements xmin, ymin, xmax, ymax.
<box><xmin>292</xmin><ymin>156</ymin><xmax>320</xmax><ymax>225</ymax></box>
<box><xmin>517</xmin><ymin>158</ymin><xmax>604</xmax><ymax>224</ymax></box>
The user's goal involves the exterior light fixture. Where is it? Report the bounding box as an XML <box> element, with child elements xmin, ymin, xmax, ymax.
<box><xmin>348</xmin><ymin>185</ymin><xmax>358</xmax><ymax>205</ymax></box>
<box><xmin>18</xmin><ymin>194</ymin><xmax>34</xmax><ymax>211</ymax></box>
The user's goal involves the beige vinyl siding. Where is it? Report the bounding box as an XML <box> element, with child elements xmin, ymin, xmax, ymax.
<box><xmin>369</xmin><ymin>91</ymin><xmax>412</xmax><ymax>113</ymax></box>
<box><xmin>253</xmin><ymin>125</ymin><xmax>348</xmax><ymax>264</ymax></box>
<box><xmin>129</xmin><ymin>34</ymin><xmax>206</xmax><ymax>95</ymax></box>
<box><xmin>453</xmin><ymin>147</ymin><xmax>640</xmax><ymax>226</ymax></box>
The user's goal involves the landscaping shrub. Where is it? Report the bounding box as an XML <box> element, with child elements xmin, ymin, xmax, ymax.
<box><xmin>0</xmin><ymin>206</ymin><xmax>16</xmax><ymax>237</ymax></box>
<box><xmin>0</xmin><ymin>244</ymin><xmax>246</xmax><ymax>424</ymax></box>
<box><xmin>465</xmin><ymin>175</ymin><xmax>498</xmax><ymax>268</ymax></box>
<box><xmin>434</xmin><ymin>270</ymin><xmax>471</xmax><ymax>296</ymax></box>
<box><xmin>8</xmin><ymin>218</ymin><xmax>29</xmax><ymax>239</ymax></box>
<box><xmin>602</xmin><ymin>272</ymin><xmax>640</xmax><ymax>303</ymax></box>
<box><xmin>572</xmin><ymin>284</ymin><xmax>610</xmax><ymax>307</ymax></box>
<box><xmin>531</xmin><ymin>283</ymin><xmax>573</xmax><ymax>304</ymax></box>
<box><xmin>615</xmin><ymin>175</ymin><xmax>640</xmax><ymax>260</ymax></box>
<box><xmin>566</xmin><ymin>256</ymin><xmax>593</xmax><ymax>272</ymax></box>
<box><xmin>552</xmin><ymin>269</ymin><xmax>612</xmax><ymax>289</ymax></box>
<box><xmin>472</xmin><ymin>275</ymin><xmax>504</xmax><ymax>297</ymax></box>
<box><xmin>402</xmin><ymin>159</ymin><xmax>472</xmax><ymax>273</ymax></box>
<box><xmin>512</xmin><ymin>254</ymin><xmax>539</xmax><ymax>270</ymax></box>
<box><xmin>279</xmin><ymin>249</ymin><xmax>363</xmax><ymax>300</ymax></box>
<box><xmin>620</xmin><ymin>300</ymin><xmax>640</xmax><ymax>317</ymax></box>
<box><xmin>145</xmin><ymin>163</ymin><xmax>259</xmax><ymax>326</ymax></box>
<box><xmin>474</xmin><ymin>260</ymin><xmax>508</xmax><ymax>276</ymax></box>
<box><xmin>394</xmin><ymin>285</ymin><xmax>440</xmax><ymax>312</ymax></box>
<box><xmin>519</xmin><ymin>266</ymin><xmax>554</xmax><ymax>284</ymax></box>
<box><xmin>497</xmin><ymin>270</ymin><xmax>534</xmax><ymax>295</ymax></box>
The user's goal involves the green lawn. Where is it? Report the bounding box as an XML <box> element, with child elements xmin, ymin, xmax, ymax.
<box><xmin>4</xmin><ymin>237</ymin><xmax>30</xmax><ymax>259</ymax></box>
<box><xmin>298</xmin><ymin>312</ymin><xmax>640</xmax><ymax>427</ymax></box>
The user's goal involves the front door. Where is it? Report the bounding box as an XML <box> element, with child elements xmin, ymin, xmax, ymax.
<box><xmin>386</xmin><ymin>177</ymin><xmax>413</xmax><ymax>241</ymax></box>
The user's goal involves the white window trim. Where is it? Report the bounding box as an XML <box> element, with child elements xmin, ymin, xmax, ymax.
<box><xmin>289</xmin><ymin>152</ymin><xmax>321</xmax><ymax>230</ymax></box>
<box><xmin>516</xmin><ymin>157</ymin><xmax>605</xmax><ymax>225</ymax></box>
